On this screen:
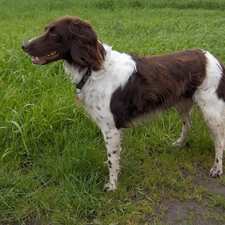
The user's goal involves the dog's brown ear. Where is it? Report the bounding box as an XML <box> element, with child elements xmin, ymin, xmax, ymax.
<box><xmin>68</xmin><ymin>18</ymin><xmax>104</xmax><ymax>70</ymax></box>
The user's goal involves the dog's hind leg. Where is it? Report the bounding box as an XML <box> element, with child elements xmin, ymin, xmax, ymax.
<box><xmin>199</xmin><ymin>102</ymin><xmax>225</xmax><ymax>178</ymax></box>
<box><xmin>194</xmin><ymin>50</ymin><xmax>225</xmax><ymax>178</ymax></box>
<box><xmin>102</xmin><ymin>127</ymin><xmax>123</xmax><ymax>191</ymax></box>
<box><xmin>172</xmin><ymin>99</ymin><xmax>194</xmax><ymax>147</ymax></box>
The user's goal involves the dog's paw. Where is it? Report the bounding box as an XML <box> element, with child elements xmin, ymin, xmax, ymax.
<box><xmin>103</xmin><ymin>182</ymin><xmax>117</xmax><ymax>192</ymax></box>
<box><xmin>172</xmin><ymin>140</ymin><xmax>183</xmax><ymax>147</ymax></box>
<box><xmin>210</xmin><ymin>166</ymin><xmax>223</xmax><ymax>178</ymax></box>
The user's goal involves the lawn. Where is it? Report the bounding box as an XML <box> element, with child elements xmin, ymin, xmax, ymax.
<box><xmin>1</xmin><ymin>0</ymin><xmax>225</xmax><ymax>224</ymax></box>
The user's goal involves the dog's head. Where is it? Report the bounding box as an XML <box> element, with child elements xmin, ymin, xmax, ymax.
<box><xmin>22</xmin><ymin>16</ymin><xmax>104</xmax><ymax>70</ymax></box>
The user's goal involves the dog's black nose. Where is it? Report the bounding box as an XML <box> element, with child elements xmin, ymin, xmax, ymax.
<box><xmin>22</xmin><ymin>42</ymin><xmax>29</xmax><ymax>50</ymax></box>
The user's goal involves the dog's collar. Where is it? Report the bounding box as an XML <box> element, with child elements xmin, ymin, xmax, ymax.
<box><xmin>75</xmin><ymin>67</ymin><xmax>92</xmax><ymax>90</ymax></box>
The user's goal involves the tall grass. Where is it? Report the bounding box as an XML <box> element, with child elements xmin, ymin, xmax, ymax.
<box><xmin>1</xmin><ymin>0</ymin><xmax>225</xmax><ymax>224</ymax></box>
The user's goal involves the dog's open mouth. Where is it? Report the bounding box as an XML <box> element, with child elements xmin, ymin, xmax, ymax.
<box><xmin>31</xmin><ymin>51</ymin><xmax>60</xmax><ymax>65</ymax></box>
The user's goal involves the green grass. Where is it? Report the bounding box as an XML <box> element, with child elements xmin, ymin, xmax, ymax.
<box><xmin>1</xmin><ymin>0</ymin><xmax>225</xmax><ymax>224</ymax></box>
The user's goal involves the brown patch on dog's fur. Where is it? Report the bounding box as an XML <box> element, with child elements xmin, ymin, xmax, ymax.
<box><xmin>110</xmin><ymin>50</ymin><xmax>207</xmax><ymax>128</ymax></box>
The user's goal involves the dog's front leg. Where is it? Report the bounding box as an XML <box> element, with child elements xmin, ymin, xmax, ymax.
<box><xmin>102</xmin><ymin>127</ymin><xmax>122</xmax><ymax>192</ymax></box>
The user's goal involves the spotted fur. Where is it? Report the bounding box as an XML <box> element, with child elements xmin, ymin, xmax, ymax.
<box><xmin>22</xmin><ymin>16</ymin><xmax>225</xmax><ymax>191</ymax></box>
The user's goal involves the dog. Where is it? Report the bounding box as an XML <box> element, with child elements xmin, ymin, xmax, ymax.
<box><xmin>22</xmin><ymin>16</ymin><xmax>225</xmax><ymax>191</ymax></box>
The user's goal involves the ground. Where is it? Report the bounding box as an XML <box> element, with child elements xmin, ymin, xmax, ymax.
<box><xmin>158</xmin><ymin>175</ymin><xmax>225</xmax><ymax>225</ymax></box>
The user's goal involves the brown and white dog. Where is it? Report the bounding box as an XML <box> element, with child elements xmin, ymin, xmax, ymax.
<box><xmin>22</xmin><ymin>16</ymin><xmax>225</xmax><ymax>191</ymax></box>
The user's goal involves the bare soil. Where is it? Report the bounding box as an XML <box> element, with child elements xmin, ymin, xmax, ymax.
<box><xmin>159</xmin><ymin>176</ymin><xmax>225</xmax><ymax>225</ymax></box>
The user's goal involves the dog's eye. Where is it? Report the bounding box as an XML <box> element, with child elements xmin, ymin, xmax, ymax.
<box><xmin>49</xmin><ymin>27</ymin><xmax>58</xmax><ymax>36</ymax></box>
<box><xmin>50</xmin><ymin>31</ymin><xmax>57</xmax><ymax>36</ymax></box>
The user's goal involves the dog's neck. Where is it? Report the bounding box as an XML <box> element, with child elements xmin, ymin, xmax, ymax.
<box><xmin>75</xmin><ymin>66</ymin><xmax>92</xmax><ymax>90</ymax></box>
<box><xmin>63</xmin><ymin>43</ymin><xmax>106</xmax><ymax>91</ymax></box>
<box><xmin>63</xmin><ymin>61</ymin><xmax>88</xmax><ymax>89</ymax></box>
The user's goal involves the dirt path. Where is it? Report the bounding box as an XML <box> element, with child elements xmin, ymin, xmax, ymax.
<box><xmin>159</xmin><ymin>177</ymin><xmax>225</xmax><ymax>224</ymax></box>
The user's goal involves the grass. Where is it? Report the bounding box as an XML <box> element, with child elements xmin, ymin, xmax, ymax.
<box><xmin>1</xmin><ymin>0</ymin><xmax>225</xmax><ymax>224</ymax></box>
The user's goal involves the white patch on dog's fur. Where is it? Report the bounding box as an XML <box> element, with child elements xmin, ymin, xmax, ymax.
<box><xmin>64</xmin><ymin>44</ymin><xmax>136</xmax><ymax>129</ymax></box>
<box><xmin>193</xmin><ymin>51</ymin><xmax>225</xmax><ymax>177</ymax></box>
